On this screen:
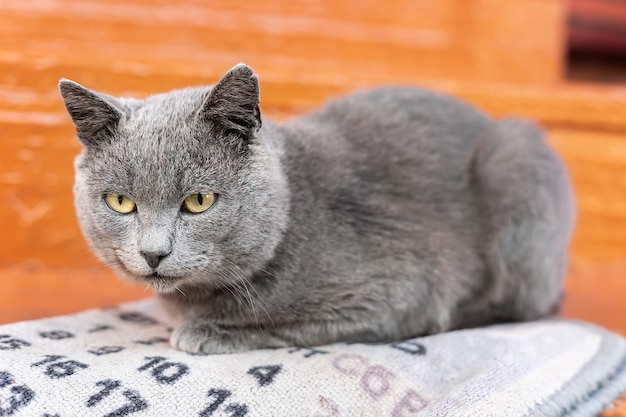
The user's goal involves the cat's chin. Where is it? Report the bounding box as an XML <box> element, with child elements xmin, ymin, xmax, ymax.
<box><xmin>118</xmin><ymin>268</ymin><xmax>185</xmax><ymax>294</ymax></box>
<box><xmin>110</xmin><ymin>260</ymin><xmax>185</xmax><ymax>293</ymax></box>
<box><xmin>141</xmin><ymin>273</ymin><xmax>186</xmax><ymax>294</ymax></box>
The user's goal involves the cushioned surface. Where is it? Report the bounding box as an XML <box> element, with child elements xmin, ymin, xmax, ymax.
<box><xmin>1</xmin><ymin>298</ymin><xmax>625</xmax><ymax>417</ymax></box>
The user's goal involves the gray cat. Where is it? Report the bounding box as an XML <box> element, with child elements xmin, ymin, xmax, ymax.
<box><xmin>59</xmin><ymin>64</ymin><xmax>575</xmax><ymax>355</ymax></box>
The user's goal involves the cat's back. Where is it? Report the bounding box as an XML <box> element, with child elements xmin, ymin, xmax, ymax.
<box><xmin>280</xmin><ymin>87</ymin><xmax>492</xmax><ymax>178</ymax></box>
<box><xmin>279</xmin><ymin>86</ymin><xmax>493</xmax><ymax>211</ymax></box>
<box><xmin>283</xmin><ymin>86</ymin><xmax>490</xmax><ymax>148</ymax></box>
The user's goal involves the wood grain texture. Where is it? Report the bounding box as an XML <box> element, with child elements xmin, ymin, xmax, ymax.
<box><xmin>1</xmin><ymin>0</ymin><xmax>626</xmax><ymax>413</ymax></box>
<box><xmin>0</xmin><ymin>0</ymin><xmax>565</xmax><ymax>86</ymax></box>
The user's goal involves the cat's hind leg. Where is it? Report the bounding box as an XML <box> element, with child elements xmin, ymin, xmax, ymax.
<box><xmin>471</xmin><ymin>119</ymin><xmax>576</xmax><ymax>322</ymax></box>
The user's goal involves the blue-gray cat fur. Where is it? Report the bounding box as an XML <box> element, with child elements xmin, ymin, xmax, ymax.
<box><xmin>59</xmin><ymin>64</ymin><xmax>576</xmax><ymax>354</ymax></box>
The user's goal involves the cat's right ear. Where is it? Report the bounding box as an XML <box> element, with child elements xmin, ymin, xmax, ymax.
<box><xmin>58</xmin><ymin>79</ymin><xmax>123</xmax><ymax>147</ymax></box>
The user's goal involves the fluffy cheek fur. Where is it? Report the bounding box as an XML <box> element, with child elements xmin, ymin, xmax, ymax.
<box><xmin>73</xmin><ymin>163</ymin><xmax>145</xmax><ymax>281</ymax></box>
<box><xmin>74</xmin><ymin>176</ymin><xmax>123</xmax><ymax>273</ymax></box>
<box><xmin>209</xmin><ymin>148</ymin><xmax>290</xmax><ymax>273</ymax></box>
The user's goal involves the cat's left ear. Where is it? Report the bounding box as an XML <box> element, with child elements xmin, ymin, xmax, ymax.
<box><xmin>199</xmin><ymin>63</ymin><xmax>262</xmax><ymax>141</ymax></box>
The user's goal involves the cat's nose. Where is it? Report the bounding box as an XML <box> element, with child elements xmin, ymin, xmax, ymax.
<box><xmin>140</xmin><ymin>250</ymin><xmax>170</xmax><ymax>269</ymax></box>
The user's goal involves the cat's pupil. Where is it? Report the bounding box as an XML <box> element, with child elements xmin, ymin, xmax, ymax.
<box><xmin>117</xmin><ymin>195</ymin><xmax>123</xmax><ymax>205</ymax></box>
<box><xmin>197</xmin><ymin>194</ymin><xmax>203</xmax><ymax>205</ymax></box>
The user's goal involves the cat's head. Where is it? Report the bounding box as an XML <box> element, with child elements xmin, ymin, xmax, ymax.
<box><xmin>59</xmin><ymin>64</ymin><xmax>289</xmax><ymax>293</ymax></box>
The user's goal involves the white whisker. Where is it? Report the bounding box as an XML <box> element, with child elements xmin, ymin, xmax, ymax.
<box><xmin>223</xmin><ymin>266</ymin><xmax>257</xmax><ymax>320</ymax></box>
<box><xmin>215</xmin><ymin>270</ymin><xmax>246</xmax><ymax>307</ymax></box>
<box><xmin>173</xmin><ymin>284</ymin><xmax>190</xmax><ymax>301</ymax></box>
<box><xmin>221</xmin><ymin>258</ymin><xmax>275</xmax><ymax>331</ymax></box>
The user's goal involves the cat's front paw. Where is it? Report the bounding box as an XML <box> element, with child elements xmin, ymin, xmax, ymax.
<box><xmin>170</xmin><ymin>319</ymin><xmax>288</xmax><ymax>354</ymax></box>
<box><xmin>170</xmin><ymin>319</ymin><xmax>237</xmax><ymax>354</ymax></box>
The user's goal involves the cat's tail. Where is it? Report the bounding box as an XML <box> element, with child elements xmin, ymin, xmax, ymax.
<box><xmin>470</xmin><ymin>118</ymin><xmax>576</xmax><ymax>323</ymax></box>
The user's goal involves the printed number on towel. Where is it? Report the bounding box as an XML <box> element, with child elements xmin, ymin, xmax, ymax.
<box><xmin>137</xmin><ymin>356</ymin><xmax>189</xmax><ymax>384</ymax></box>
<box><xmin>0</xmin><ymin>335</ymin><xmax>31</xmax><ymax>351</ymax></box>
<box><xmin>87</xmin><ymin>379</ymin><xmax>148</xmax><ymax>417</ymax></box>
<box><xmin>0</xmin><ymin>371</ymin><xmax>35</xmax><ymax>415</ymax></box>
<box><xmin>246</xmin><ymin>365</ymin><xmax>282</xmax><ymax>387</ymax></box>
<box><xmin>199</xmin><ymin>388</ymin><xmax>248</xmax><ymax>417</ymax></box>
<box><xmin>31</xmin><ymin>354</ymin><xmax>89</xmax><ymax>379</ymax></box>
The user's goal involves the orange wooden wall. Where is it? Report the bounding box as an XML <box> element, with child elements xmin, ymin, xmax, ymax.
<box><xmin>2</xmin><ymin>0</ymin><xmax>626</xmax><ymax>340</ymax></box>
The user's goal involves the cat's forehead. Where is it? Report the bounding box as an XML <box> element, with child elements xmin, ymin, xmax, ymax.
<box><xmin>85</xmin><ymin>134</ymin><xmax>233</xmax><ymax>204</ymax></box>
<box><xmin>115</xmin><ymin>86</ymin><xmax>224</xmax><ymax>154</ymax></box>
<box><xmin>125</xmin><ymin>86</ymin><xmax>211</xmax><ymax>129</ymax></box>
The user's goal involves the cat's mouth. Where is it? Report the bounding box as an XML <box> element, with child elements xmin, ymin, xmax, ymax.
<box><xmin>111</xmin><ymin>257</ymin><xmax>184</xmax><ymax>293</ymax></box>
<box><xmin>142</xmin><ymin>272</ymin><xmax>184</xmax><ymax>293</ymax></box>
<box><xmin>144</xmin><ymin>272</ymin><xmax>181</xmax><ymax>282</ymax></box>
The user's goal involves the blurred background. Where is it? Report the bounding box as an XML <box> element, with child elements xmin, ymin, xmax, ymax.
<box><xmin>1</xmin><ymin>0</ymin><xmax>626</xmax><ymax>336</ymax></box>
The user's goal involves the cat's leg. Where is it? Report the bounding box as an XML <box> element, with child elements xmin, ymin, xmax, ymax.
<box><xmin>170</xmin><ymin>318</ymin><xmax>291</xmax><ymax>354</ymax></box>
<box><xmin>170</xmin><ymin>317</ymin><xmax>410</xmax><ymax>355</ymax></box>
<box><xmin>170</xmin><ymin>289</ymin><xmax>443</xmax><ymax>355</ymax></box>
<box><xmin>166</xmin><ymin>257</ymin><xmax>448</xmax><ymax>355</ymax></box>
<box><xmin>472</xmin><ymin>119</ymin><xmax>576</xmax><ymax>321</ymax></box>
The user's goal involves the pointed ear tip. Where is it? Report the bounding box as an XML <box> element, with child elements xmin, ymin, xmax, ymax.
<box><xmin>58</xmin><ymin>78</ymin><xmax>81</xmax><ymax>95</ymax></box>
<box><xmin>231</xmin><ymin>63</ymin><xmax>255</xmax><ymax>76</ymax></box>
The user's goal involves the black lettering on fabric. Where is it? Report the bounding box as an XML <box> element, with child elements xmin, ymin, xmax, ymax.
<box><xmin>137</xmin><ymin>356</ymin><xmax>189</xmax><ymax>384</ymax></box>
<box><xmin>0</xmin><ymin>371</ymin><xmax>13</xmax><ymax>388</ymax></box>
<box><xmin>246</xmin><ymin>365</ymin><xmax>282</xmax><ymax>387</ymax></box>
<box><xmin>198</xmin><ymin>389</ymin><xmax>249</xmax><ymax>417</ymax></box>
<box><xmin>45</xmin><ymin>360</ymin><xmax>89</xmax><ymax>379</ymax></box>
<box><xmin>42</xmin><ymin>414</ymin><xmax>61</xmax><ymax>417</ymax></box>
<box><xmin>31</xmin><ymin>355</ymin><xmax>88</xmax><ymax>379</ymax></box>
<box><xmin>86</xmin><ymin>380</ymin><xmax>148</xmax><ymax>417</ymax></box>
<box><xmin>288</xmin><ymin>347</ymin><xmax>329</xmax><ymax>358</ymax></box>
<box><xmin>103</xmin><ymin>389</ymin><xmax>147</xmax><ymax>417</ymax></box>
<box><xmin>137</xmin><ymin>356</ymin><xmax>167</xmax><ymax>371</ymax></box>
<box><xmin>0</xmin><ymin>371</ymin><xmax>35</xmax><ymax>416</ymax></box>
<box><xmin>151</xmin><ymin>362</ymin><xmax>189</xmax><ymax>384</ymax></box>
<box><xmin>0</xmin><ymin>335</ymin><xmax>31</xmax><ymax>351</ymax></box>
<box><xmin>31</xmin><ymin>355</ymin><xmax>65</xmax><ymax>367</ymax></box>
<box><xmin>88</xmin><ymin>346</ymin><xmax>125</xmax><ymax>356</ymax></box>
<box><xmin>39</xmin><ymin>330</ymin><xmax>74</xmax><ymax>340</ymax></box>
<box><xmin>118</xmin><ymin>312</ymin><xmax>158</xmax><ymax>325</ymax></box>
<box><xmin>133</xmin><ymin>337</ymin><xmax>168</xmax><ymax>346</ymax></box>
<box><xmin>390</xmin><ymin>341</ymin><xmax>427</xmax><ymax>356</ymax></box>
<box><xmin>88</xmin><ymin>325</ymin><xmax>113</xmax><ymax>333</ymax></box>
<box><xmin>87</xmin><ymin>379</ymin><xmax>122</xmax><ymax>407</ymax></box>
<box><xmin>224</xmin><ymin>403</ymin><xmax>248</xmax><ymax>417</ymax></box>
<box><xmin>198</xmin><ymin>388</ymin><xmax>231</xmax><ymax>416</ymax></box>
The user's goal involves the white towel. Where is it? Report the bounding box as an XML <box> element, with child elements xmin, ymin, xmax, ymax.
<box><xmin>1</xmin><ymin>298</ymin><xmax>625</xmax><ymax>417</ymax></box>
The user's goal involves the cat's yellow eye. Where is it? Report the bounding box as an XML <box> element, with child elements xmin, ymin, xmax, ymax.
<box><xmin>183</xmin><ymin>193</ymin><xmax>216</xmax><ymax>214</ymax></box>
<box><xmin>105</xmin><ymin>193</ymin><xmax>136</xmax><ymax>214</ymax></box>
